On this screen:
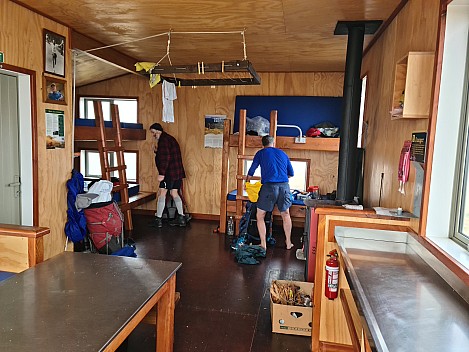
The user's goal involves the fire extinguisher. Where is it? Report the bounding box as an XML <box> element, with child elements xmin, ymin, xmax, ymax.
<box><xmin>325</xmin><ymin>249</ymin><xmax>339</xmax><ymax>300</ymax></box>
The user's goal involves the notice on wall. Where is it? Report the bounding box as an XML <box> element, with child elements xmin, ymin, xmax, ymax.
<box><xmin>204</xmin><ymin>115</ymin><xmax>226</xmax><ymax>148</ymax></box>
<box><xmin>45</xmin><ymin>109</ymin><xmax>65</xmax><ymax>149</ymax></box>
<box><xmin>411</xmin><ymin>132</ymin><xmax>427</xmax><ymax>163</ymax></box>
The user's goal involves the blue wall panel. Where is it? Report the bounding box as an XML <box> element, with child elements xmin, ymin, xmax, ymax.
<box><xmin>234</xmin><ymin>96</ymin><xmax>343</xmax><ymax>137</ymax></box>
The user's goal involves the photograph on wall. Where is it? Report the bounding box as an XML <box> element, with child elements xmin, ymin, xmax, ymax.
<box><xmin>45</xmin><ymin>109</ymin><xmax>65</xmax><ymax>149</ymax></box>
<box><xmin>204</xmin><ymin>115</ymin><xmax>226</xmax><ymax>148</ymax></box>
<box><xmin>43</xmin><ymin>76</ymin><xmax>66</xmax><ymax>105</ymax></box>
<box><xmin>43</xmin><ymin>29</ymin><xmax>65</xmax><ymax>77</ymax></box>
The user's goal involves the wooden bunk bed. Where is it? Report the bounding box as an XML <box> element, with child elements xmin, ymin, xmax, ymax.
<box><xmin>74</xmin><ymin>120</ymin><xmax>146</xmax><ymax>141</ymax></box>
<box><xmin>74</xmin><ymin>101</ymin><xmax>156</xmax><ymax>234</ymax></box>
<box><xmin>219</xmin><ymin>109</ymin><xmax>340</xmax><ymax>234</ymax></box>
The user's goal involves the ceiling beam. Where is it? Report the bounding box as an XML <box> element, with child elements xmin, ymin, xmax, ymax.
<box><xmin>71</xmin><ymin>31</ymin><xmax>140</xmax><ymax>76</ymax></box>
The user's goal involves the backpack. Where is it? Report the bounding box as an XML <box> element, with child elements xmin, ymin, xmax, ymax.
<box><xmin>84</xmin><ymin>201</ymin><xmax>123</xmax><ymax>254</ymax></box>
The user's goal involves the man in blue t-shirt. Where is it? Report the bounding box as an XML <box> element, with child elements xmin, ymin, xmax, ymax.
<box><xmin>246</xmin><ymin>135</ymin><xmax>294</xmax><ymax>250</ymax></box>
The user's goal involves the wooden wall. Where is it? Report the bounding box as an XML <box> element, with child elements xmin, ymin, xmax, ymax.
<box><xmin>77</xmin><ymin>72</ymin><xmax>344</xmax><ymax>215</ymax></box>
<box><xmin>361</xmin><ymin>0</ymin><xmax>439</xmax><ymax>229</ymax></box>
<box><xmin>1</xmin><ymin>0</ymin><xmax>73</xmax><ymax>259</ymax></box>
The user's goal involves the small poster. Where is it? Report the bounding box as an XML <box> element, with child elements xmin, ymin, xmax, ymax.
<box><xmin>411</xmin><ymin>132</ymin><xmax>427</xmax><ymax>163</ymax></box>
<box><xmin>45</xmin><ymin>109</ymin><xmax>65</xmax><ymax>149</ymax></box>
<box><xmin>204</xmin><ymin>115</ymin><xmax>226</xmax><ymax>148</ymax></box>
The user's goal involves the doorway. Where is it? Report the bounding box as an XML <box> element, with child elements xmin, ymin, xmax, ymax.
<box><xmin>0</xmin><ymin>66</ymin><xmax>35</xmax><ymax>226</ymax></box>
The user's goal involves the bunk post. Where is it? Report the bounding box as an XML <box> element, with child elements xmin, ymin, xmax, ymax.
<box><xmin>235</xmin><ymin>109</ymin><xmax>248</xmax><ymax>233</ymax></box>
<box><xmin>270</xmin><ymin>110</ymin><xmax>278</xmax><ymax>142</ymax></box>
<box><xmin>93</xmin><ymin>101</ymin><xmax>110</xmax><ymax>179</ymax></box>
<box><xmin>110</xmin><ymin>104</ymin><xmax>133</xmax><ymax>234</ymax></box>
<box><xmin>219</xmin><ymin>119</ymin><xmax>231</xmax><ymax>234</ymax></box>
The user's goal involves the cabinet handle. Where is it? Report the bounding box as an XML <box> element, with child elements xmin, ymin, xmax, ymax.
<box><xmin>8</xmin><ymin>182</ymin><xmax>21</xmax><ymax>187</ymax></box>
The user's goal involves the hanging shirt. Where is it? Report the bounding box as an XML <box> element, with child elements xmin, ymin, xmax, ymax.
<box><xmin>162</xmin><ymin>80</ymin><xmax>177</xmax><ymax>123</ymax></box>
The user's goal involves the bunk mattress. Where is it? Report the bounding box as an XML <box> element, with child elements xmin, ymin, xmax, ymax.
<box><xmin>75</xmin><ymin>119</ymin><xmax>143</xmax><ymax>129</ymax></box>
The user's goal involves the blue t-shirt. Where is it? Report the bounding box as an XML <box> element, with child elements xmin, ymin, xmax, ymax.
<box><xmin>248</xmin><ymin>147</ymin><xmax>294</xmax><ymax>183</ymax></box>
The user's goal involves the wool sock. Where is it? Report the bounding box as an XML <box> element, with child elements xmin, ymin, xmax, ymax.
<box><xmin>174</xmin><ymin>196</ymin><xmax>184</xmax><ymax>216</ymax></box>
<box><xmin>156</xmin><ymin>195</ymin><xmax>165</xmax><ymax>218</ymax></box>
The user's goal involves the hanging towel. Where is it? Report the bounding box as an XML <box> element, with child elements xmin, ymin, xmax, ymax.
<box><xmin>162</xmin><ymin>80</ymin><xmax>177</xmax><ymax>123</ymax></box>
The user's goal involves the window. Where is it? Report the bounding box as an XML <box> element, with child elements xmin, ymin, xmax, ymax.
<box><xmin>245</xmin><ymin>159</ymin><xmax>309</xmax><ymax>191</ymax></box>
<box><xmin>427</xmin><ymin>1</ymin><xmax>469</xmax><ymax>257</ymax></box>
<box><xmin>453</xmin><ymin>68</ymin><xmax>469</xmax><ymax>248</ymax></box>
<box><xmin>78</xmin><ymin>97</ymin><xmax>138</xmax><ymax>123</ymax></box>
<box><xmin>80</xmin><ymin>150</ymin><xmax>138</xmax><ymax>183</ymax></box>
<box><xmin>358</xmin><ymin>75</ymin><xmax>367</xmax><ymax>148</ymax></box>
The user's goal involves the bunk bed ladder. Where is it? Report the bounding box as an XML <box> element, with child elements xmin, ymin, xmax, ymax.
<box><xmin>219</xmin><ymin>119</ymin><xmax>231</xmax><ymax>234</ymax></box>
<box><xmin>93</xmin><ymin>100</ymin><xmax>133</xmax><ymax>234</ymax></box>
<box><xmin>235</xmin><ymin>109</ymin><xmax>248</xmax><ymax>233</ymax></box>
<box><xmin>219</xmin><ymin>109</ymin><xmax>278</xmax><ymax>235</ymax></box>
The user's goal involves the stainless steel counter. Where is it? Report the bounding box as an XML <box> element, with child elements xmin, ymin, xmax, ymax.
<box><xmin>335</xmin><ymin>227</ymin><xmax>469</xmax><ymax>352</ymax></box>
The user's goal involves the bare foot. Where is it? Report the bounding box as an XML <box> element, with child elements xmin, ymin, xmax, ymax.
<box><xmin>286</xmin><ymin>243</ymin><xmax>294</xmax><ymax>250</ymax></box>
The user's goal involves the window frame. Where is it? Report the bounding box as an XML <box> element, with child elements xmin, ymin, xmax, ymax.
<box><xmin>451</xmin><ymin>46</ymin><xmax>469</xmax><ymax>248</ymax></box>
<box><xmin>244</xmin><ymin>157</ymin><xmax>311</xmax><ymax>191</ymax></box>
<box><xmin>76</xmin><ymin>95</ymin><xmax>139</xmax><ymax>123</ymax></box>
<box><xmin>80</xmin><ymin>148</ymin><xmax>139</xmax><ymax>184</ymax></box>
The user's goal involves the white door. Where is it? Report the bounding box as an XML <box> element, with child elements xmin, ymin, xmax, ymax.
<box><xmin>0</xmin><ymin>73</ymin><xmax>21</xmax><ymax>224</ymax></box>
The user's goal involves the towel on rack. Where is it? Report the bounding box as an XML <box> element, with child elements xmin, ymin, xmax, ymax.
<box><xmin>162</xmin><ymin>80</ymin><xmax>177</xmax><ymax>123</ymax></box>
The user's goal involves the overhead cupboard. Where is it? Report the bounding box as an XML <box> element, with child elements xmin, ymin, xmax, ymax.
<box><xmin>390</xmin><ymin>52</ymin><xmax>435</xmax><ymax>119</ymax></box>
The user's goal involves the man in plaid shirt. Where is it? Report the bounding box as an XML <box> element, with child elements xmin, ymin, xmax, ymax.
<box><xmin>149</xmin><ymin>123</ymin><xmax>187</xmax><ymax>227</ymax></box>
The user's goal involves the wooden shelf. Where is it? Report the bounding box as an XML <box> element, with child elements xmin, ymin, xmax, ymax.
<box><xmin>391</xmin><ymin>52</ymin><xmax>434</xmax><ymax>119</ymax></box>
<box><xmin>229</xmin><ymin>135</ymin><xmax>340</xmax><ymax>152</ymax></box>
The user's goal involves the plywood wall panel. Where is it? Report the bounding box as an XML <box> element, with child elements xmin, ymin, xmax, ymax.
<box><xmin>78</xmin><ymin>72</ymin><xmax>344</xmax><ymax>215</ymax></box>
<box><xmin>361</xmin><ymin>0</ymin><xmax>439</xmax><ymax>222</ymax></box>
<box><xmin>2</xmin><ymin>1</ymin><xmax>73</xmax><ymax>259</ymax></box>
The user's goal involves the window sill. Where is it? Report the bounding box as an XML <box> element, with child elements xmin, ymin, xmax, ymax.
<box><xmin>426</xmin><ymin>236</ymin><xmax>469</xmax><ymax>272</ymax></box>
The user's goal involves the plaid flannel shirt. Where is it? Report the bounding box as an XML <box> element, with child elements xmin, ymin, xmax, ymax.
<box><xmin>155</xmin><ymin>131</ymin><xmax>186</xmax><ymax>180</ymax></box>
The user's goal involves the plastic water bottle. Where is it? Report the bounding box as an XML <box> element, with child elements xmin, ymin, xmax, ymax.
<box><xmin>227</xmin><ymin>216</ymin><xmax>234</xmax><ymax>236</ymax></box>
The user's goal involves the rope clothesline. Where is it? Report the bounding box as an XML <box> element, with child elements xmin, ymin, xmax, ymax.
<box><xmin>85</xmin><ymin>29</ymin><xmax>247</xmax><ymax>55</ymax></box>
<box><xmin>82</xmin><ymin>29</ymin><xmax>258</xmax><ymax>86</ymax></box>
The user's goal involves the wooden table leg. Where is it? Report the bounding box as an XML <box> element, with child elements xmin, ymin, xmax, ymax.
<box><xmin>156</xmin><ymin>274</ymin><xmax>176</xmax><ymax>352</ymax></box>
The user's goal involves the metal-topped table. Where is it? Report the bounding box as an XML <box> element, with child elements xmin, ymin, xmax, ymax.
<box><xmin>0</xmin><ymin>252</ymin><xmax>181</xmax><ymax>351</ymax></box>
<box><xmin>336</xmin><ymin>227</ymin><xmax>469</xmax><ymax>352</ymax></box>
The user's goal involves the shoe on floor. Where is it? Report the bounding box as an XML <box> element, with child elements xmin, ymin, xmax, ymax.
<box><xmin>169</xmin><ymin>214</ymin><xmax>186</xmax><ymax>227</ymax></box>
<box><xmin>149</xmin><ymin>217</ymin><xmax>163</xmax><ymax>228</ymax></box>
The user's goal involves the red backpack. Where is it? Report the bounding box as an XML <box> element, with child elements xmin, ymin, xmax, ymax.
<box><xmin>84</xmin><ymin>201</ymin><xmax>123</xmax><ymax>253</ymax></box>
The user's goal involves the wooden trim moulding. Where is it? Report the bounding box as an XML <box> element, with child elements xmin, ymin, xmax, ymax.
<box><xmin>320</xmin><ymin>341</ymin><xmax>355</xmax><ymax>352</ymax></box>
<box><xmin>419</xmin><ymin>0</ymin><xmax>449</xmax><ymax>237</ymax></box>
<box><xmin>363</xmin><ymin>0</ymin><xmax>410</xmax><ymax>57</ymax></box>
<box><xmin>0</xmin><ymin>224</ymin><xmax>50</xmax><ymax>238</ymax></box>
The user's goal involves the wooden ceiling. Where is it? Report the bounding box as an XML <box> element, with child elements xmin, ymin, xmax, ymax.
<box><xmin>15</xmin><ymin>0</ymin><xmax>403</xmax><ymax>87</ymax></box>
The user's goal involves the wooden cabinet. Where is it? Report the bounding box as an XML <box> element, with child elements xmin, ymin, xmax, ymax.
<box><xmin>391</xmin><ymin>52</ymin><xmax>434</xmax><ymax>119</ymax></box>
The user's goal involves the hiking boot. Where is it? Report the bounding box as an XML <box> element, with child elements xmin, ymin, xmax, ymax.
<box><xmin>169</xmin><ymin>214</ymin><xmax>186</xmax><ymax>227</ymax></box>
<box><xmin>149</xmin><ymin>216</ymin><xmax>163</xmax><ymax>228</ymax></box>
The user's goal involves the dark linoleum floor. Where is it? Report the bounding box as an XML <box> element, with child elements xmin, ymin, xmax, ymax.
<box><xmin>122</xmin><ymin>215</ymin><xmax>311</xmax><ymax>352</ymax></box>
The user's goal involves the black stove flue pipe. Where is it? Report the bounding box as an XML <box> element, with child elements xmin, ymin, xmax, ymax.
<box><xmin>334</xmin><ymin>21</ymin><xmax>381</xmax><ymax>203</ymax></box>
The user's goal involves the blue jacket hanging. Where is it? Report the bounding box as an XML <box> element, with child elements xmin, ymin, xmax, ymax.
<box><xmin>64</xmin><ymin>169</ymin><xmax>88</xmax><ymax>243</ymax></box>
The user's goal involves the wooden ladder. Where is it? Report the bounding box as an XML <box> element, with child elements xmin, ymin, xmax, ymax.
<box><xmin>234</xmin><ymin>109</ymin><xmax>278</xmax><ymax>234</ymax></box>
<box><xmin>219</xmin><ymin>110</ymin><xmax>278</xmax><ymax>234</ymax></box>
<box><xmin>93</xmin><ymin>100</ymin><xmax>133</xmax><ymax>233</ymax></box>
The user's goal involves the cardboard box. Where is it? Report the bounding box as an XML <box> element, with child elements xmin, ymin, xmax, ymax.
<box><xmin>270</xmin><ymin>280</ymin><xmax>314</xmax><ymax>336</ymax></box>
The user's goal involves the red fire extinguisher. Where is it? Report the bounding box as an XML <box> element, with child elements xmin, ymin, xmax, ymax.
<box><xmin>325</xmin><ymin>249</ymin><xmax>339</xmax><ymax>300</ymax></box>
